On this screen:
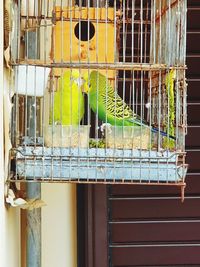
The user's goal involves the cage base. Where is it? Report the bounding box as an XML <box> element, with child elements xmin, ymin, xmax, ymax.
<box><xmin>14</xmin><ymin>146</ymin><xmax>187</xmax><ymax>184</ymax></box>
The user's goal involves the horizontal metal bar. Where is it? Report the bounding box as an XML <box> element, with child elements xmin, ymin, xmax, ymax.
<box><xmin>55</xmin><ymin>18</ymin><xmax>149</xmax><ymax>25</ymax></box>
<box><xmin>20</xmin><ymin>15</ymin><xmax>53</xmax><ymax>20</ymax></box>
<box><xmin>8</xmin><ymin>179</ymin><xmax>186</xmax><ymax>187</ymax></box>
<box><xmin>15</xmin><ymin>147</ymin><xmax>181</xmax><ymax>161</ymax></box>
<box><xmin>12</xmin><ymin>61</ymin><xmax>187</xmax><ymax>71</ymax></box>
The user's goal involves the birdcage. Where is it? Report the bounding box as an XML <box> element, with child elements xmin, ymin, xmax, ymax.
<box><xmin>7</xmin><ymin>0</ymin><xmax>187</xmax><ymax>199</ymax></box>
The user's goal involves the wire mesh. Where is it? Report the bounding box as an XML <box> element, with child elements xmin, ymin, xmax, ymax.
<box><xmin>8</xmin><ymin>0</ymin><xmax>187</xmax><ymax>191</ymax></box>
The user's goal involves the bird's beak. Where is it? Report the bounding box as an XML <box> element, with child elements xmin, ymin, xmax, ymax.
<box><xmin>81</xmin><ymin>72</ymin><xmax>90</xmax><ymax>94</ymax></box>
<box><xmin>81</xmin><ymin>81</ymin><xmax>90</xmax><ymax>94</ymax></box>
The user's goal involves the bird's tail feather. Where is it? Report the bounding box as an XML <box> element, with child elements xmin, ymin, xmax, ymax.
<box><xmin>152</xmin><ymin>127</ymin><xmax>176</xmax><ymax>140</ymax></box>
<box><xmin>127</xmin><ymin>117</ymin><xmax>176</xmax><ymax>140</ymax></box>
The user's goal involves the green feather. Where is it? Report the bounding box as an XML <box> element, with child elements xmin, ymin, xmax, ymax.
<box><xmin>82</xmin><ymin>70</ymin><xmax>175</xmax><ymax>148</ymax></box>
<box><xmin>87</xmin><ymin>71</ymin><xmax>144</xmax><ymax>126</ymax></box>
<box><xmin>49</xmin><ymin>70</ymin><xmax>84</xmax><ymax>125</ymax></box>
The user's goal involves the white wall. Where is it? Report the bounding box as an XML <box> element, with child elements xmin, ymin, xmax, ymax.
<box><xmin>1</xmin><ymin>207</ymin><xmax>21</xmax><ymax>267</ymax></box>
<box><xmin>42</xmin><ymin>184</ymin><xmax>77</xmax><ymax>267</ymax></box>
<box><xmin>0</xmin><ymin>0</ymin><xmax>21</xmax><ymax>266</ymax></box>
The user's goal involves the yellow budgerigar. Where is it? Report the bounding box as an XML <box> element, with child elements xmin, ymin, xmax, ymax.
<box><xmin>163</xmin><ymin>69</ymin><xmax>176</xmax><ymax>149</ymax></box>
<box><xmin>49</xmin><ymin>69</ymin><xmax>84</xmax><ymax>125</ymax></box>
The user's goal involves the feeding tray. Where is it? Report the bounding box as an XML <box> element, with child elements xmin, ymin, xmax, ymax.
<box><xmin>44</xmin><ymin>125</ymin><xmax>90</xmax><ymax>148</ymax></box>
<box><xmin>104</xmin><ymin>125</ymin><xmax>150</xmax><ymax>150</ymax></box>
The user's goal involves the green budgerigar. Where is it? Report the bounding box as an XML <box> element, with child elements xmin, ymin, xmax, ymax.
<box><xmin>83</xmin><ymin>70</ymin><xmax>142</xmax><ymax>126</ymax></box>
<box><xmin>50</xmin><ymin>69</ymin><xmax>84</xmax><ymax>125</ymax></box>
<box><xmin>82</xmin><ymin>70</ymin><xmax>175</xmax><ymax>139</ymax></box>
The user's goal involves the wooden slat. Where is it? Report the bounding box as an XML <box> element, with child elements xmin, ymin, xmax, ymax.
<box><xmin>187</xmin><ymin>33</ymin><xmax>200</xmax><ymax>54</ymax></box>
<box><xmin>111</xmin><ymin>198</ymin><xmax>200</xmax><ymax>219</ymax></box>
<box><xmin>188</xmin><ymin>0</ymin><xmax>200</xmax><ymax>7</ymax></box>
<box><xmin>111</xmin><ymin>222</ymin><xmax>200</xmax><ymax>243</ymax></box>
<box><xmin>187</xmin><ymin>57</ymin><xmax>200</xmax><ymax>77</ymax></box>
<box><xmin>187</xmin><ymin>104</ymin><xmax>200</xmax><ymax>125</ymax></box>
<box><xmin>110</xmin><ymin>175</ymin><xmax>200</xmax><ymax>195</ymax></box>
<box><xmin>186</xmin><ymin>127</ymin><xmax>200</xmax><ymax>148</ymax></box>
<box><xmin>187</xmin><ymin>81</ymin><xmax>200</xmax><ymax>101</ymax></box>
<box><xmin>187</xmin><ymin>151</ymin><xmax>200</xmax><ymax>172</ymax></box>
<box><xmin>111</xmin><ymin>246</ymin><xmax>200</xmax><ymax>266</ymax></box>
<box><xmin>187</xmin><ymin>9</ymin><xmax>200</xmax><ymax>30</ymax></box>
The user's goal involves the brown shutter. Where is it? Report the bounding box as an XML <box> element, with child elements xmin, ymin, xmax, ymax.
<box><xmin>108</xmin><ymin>1</ymin><xmax>200</xmax><ymax>266</ymax></box>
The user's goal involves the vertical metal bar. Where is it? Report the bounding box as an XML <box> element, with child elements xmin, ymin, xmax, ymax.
<box><xmin>140</xmin><ymin>0</ymin><xmax>143</xmax><ymax>63</ymax></box>
<box><xmin>60</xmin><ymin>0</ymin><xmax>64</xmax><ymax>181</ymax></box>
<box><xmin>131</xmin><ymin>69</ymin><xmax>135</xmax><ymax>181</ymax></box>
<box><xmin>183</xmin><ymin>0</ymin><xmax>187</xmax><ymax>65</ymax></box>
<box><xmin>105</xmin><ymin>0</ymin><xmax>108</xmax><ymax>182</ymax></box>
<box><xmin>113</xmin><ymin>0</ymin><xmax>117</xmax><ymax>181</ymax></box>
<box><xmin>95</xmin><ymin>0</ymin><xmax>99</xmax><ymax>181</ymax></box>
<box><xmin>122</xmin><ymin>0</ymin><xmax>126</xmax><ymax>63</ymax></box>
<box><xmin>41</xmin><ymin>0</ymin><xmax>48</xmax><ymax>180</ymax></box>
<box><xmin>158</xmin><ymin>0</ymin><xmax>161</xmax><ymax>151</ymax></box>
<box><xmin>87</xmin><ymin>0</ymin><xmax>90</xmax><ymax>182</ymax></box>
<box><xmin>140</xmin><ymin>69</ymin><xmax>143</xmax><ymax>181</ymax></box>
<box><xmin>166</xmin><ymin>0</ymin><xmax>171</xmax><ymax>181</ymax></box>
<box><xmin>176</xmin><ymin>0</ymin><xmax>181</xmax><ymax>150</ymax></box>
<box><xmin>122</xmin><ymin>0</ymin><xmax>126</xmax><ymax>175</ymax></box>
<box><xmin>68</xmin><ymin>0</ymin><xmax>72</xmax><ymax>180</ymax></box>
<box><xmin>77</xmin><ymin>0</ymin><xmax>82</xmax><ymax>181</ymax></box>
<box><xmin>144</xmin><ymin>1</ymin><xmax>148</xmax><ymax>63</ymax></box>
<box><xmin>51</xmin><ymin>0</ymin><xmax>56</xmax><ymax>180</ymax></box>
<box><xmin>153</xmin><ymin>0</ymin><xmax>156</xmax><ymax>63</ymax></box>
<box><xmin>131</xmin><ymin>0</ymin><xmax>135</xmax><ymax>64</ymax></box>
<box><xmin>183</xmin><ymin>0</ymin><xmax>187</xmax><ymax>152</ymax></box>
<box><xmin>149</xmin><ymin>70</ymin><xmax>152</xmax><ymax>182</ymax></box>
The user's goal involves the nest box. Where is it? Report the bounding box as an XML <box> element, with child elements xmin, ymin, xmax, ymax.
<box><xmin>52</xmin><ymin>6</ymin><xmax>119</xmax><ymax>79</ymax></box>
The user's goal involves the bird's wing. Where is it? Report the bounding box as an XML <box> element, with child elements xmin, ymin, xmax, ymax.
<box><xmin>101</xmin><ymin>89</ymin><xmax>142</xmax><ymax>122</ymax></box>
<box><xmin>92</xmin><ymin>71</ymin><xmax>147</xmax><ymax>126</ymax></box>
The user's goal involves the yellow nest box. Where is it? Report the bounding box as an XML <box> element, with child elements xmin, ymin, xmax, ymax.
<box><xmin>53</xmin><ymin>6</ymin><xmax>119</xmax><ymax>79</ymax></box>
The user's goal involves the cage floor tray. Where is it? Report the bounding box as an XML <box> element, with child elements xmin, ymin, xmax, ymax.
<box><xmin>15</xmin><ymin>147</ymin><xmax>187</xmax><ymax>183</ymax></box>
